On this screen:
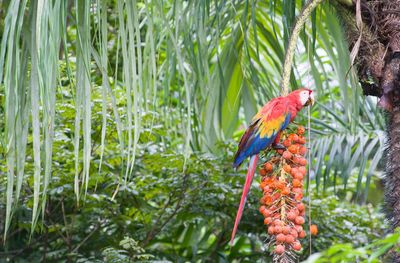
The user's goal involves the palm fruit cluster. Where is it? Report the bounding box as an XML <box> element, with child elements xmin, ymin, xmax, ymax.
<box><xmin>258</xmin><ymin>126</ymin><xmax>308</xmax><ymax>261</ymax></box>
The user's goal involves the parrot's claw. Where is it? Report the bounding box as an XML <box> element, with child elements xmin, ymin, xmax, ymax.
<box><xmin>272</xmin><ymin>143</ymin><xmax>286</xmax><ymax>150</ymax></box>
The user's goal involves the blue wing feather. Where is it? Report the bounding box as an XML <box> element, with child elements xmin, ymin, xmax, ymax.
<box><xmin>233</xmin><ymin>112</ymin><xmax>291</xmax><ymax>168</ymax></box>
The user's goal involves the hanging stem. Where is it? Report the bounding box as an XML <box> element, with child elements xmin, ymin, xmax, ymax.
<box><xmin>280</xmin><ymin>0</ymin><xmax>325</xmax><ymax>95</ymax></box>
<box><xmin>307</xmin><ymin>104</ymin><xmax>312</xmax><ymax>255</ymax></box>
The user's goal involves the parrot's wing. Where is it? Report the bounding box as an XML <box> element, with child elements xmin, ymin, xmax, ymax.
<box><xmin>233</xmin><ymin>99</ymin><xmax>290</xmax><ymax>167</ymax></box>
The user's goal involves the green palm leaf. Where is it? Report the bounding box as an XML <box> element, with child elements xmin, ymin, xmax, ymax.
<box><xmin>0</xmin><ymin>0</ymin><xmax>386</xmax><ymax>237</ymax></box>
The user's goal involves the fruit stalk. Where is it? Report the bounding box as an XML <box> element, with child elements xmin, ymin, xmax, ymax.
<box><xmin>258</xmin><ymin>126</ymin><xmax>308</xmax><ymax>262</ymax></box>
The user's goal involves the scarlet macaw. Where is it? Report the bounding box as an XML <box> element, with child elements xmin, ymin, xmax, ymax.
<box><xmin>230</xmin><ymin>88</ymin><xmax>314</xmax><ymax>245</ymax></box>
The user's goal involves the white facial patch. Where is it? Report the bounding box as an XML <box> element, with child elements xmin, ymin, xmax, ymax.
<box><xmin>299</xmin><ymin>90</ymin><xmax>310</xmax><ymax>105</ymax></box>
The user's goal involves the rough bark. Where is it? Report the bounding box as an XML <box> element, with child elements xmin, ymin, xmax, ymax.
<box><xmin>334</xmin><ymin>0</ymin><xmax>400</xmax><ymax>261</ymax></box>
<box><xmin>385</xmin><ymin>105</ymin><xmax>400</xmax><ymax>262</ymax></box>
<box><xmin>334</xmin><ymin>0</ymin><xmax>400</xmax><ymax>110</ymax></box>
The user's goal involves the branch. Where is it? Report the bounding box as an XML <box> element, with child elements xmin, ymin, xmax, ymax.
<box><xmin>72</xmin><ymin>223</ymin><xmax>101</xmax><ymax>253</ymax></box>
<box><xmin>280</xmin><ymin>0</ymin><xmax>326</xmax><ymax>95</ymax></box>
<box><xmin>336</xmin><ymin>0</ymin><xmax>353</xmax><ymax>6</ymax></box>
<box><xmin>142</xmin><ymin>172</ymin><xmax>191</xmax><ymax>246</ymax></box>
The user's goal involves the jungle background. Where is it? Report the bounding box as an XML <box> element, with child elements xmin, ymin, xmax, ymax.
<box><xmin>1</xmin><ymin>0</ymin><xmax>399</xmax><ymax>262</ymax></box>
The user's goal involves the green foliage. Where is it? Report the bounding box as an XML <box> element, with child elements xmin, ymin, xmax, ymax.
<box><xmin>303</xmin><ymin>195</ymin><xmax>386</xmax><ymax>258</ymax></box>
<box><xmin>0</xmin><ymin>133</ymin><xmax>388</xmax><ymax>261</ymax></box>
<box><xmin>0</xmin><ymin>0</ymin><xmax>388</xmax><ymax>235</ymax></box>
<box><xmin>0</xmin><ymin>0</ymin><xmax>396</xmax><ymax>262</ymax></box>
<box><xmin>305</xmin><ymin>230</ymin><xmax>400</xmax><ymax>263</ymax></box>
<box><xmin>100</xmin><ymin>237</ymin><xmax>154</xmax><ymax>263</ymax></box>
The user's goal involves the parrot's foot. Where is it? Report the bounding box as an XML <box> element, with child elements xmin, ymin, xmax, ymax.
<box><xmin>272</xmin><ymin>143</ymin><xmax>286</xmax><ymax>150</ymax></box>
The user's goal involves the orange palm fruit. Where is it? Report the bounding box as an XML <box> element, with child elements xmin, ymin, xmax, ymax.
<box><xmin>298</xmin><ymin>158</ymin><xmax>307</xmax><ymax>166</ymax></box>
<box><xmin>264</xmin><ymin>217</ymin><xmax>273</xmax><ymax>225</ymax></box>
<box><xmin>259</xmin><ymin>206</ymin><xmax>267</xmax><ymax>214</ymax></box>
<box><xmin>274</xmin><ymin>226</ymin><xmax>283</xmax><ymax>234</ymax></box>
<box><xmin>282</xmin><ymin>151</ymin><xmax>292</xmax><ymax>159</ymax></box>
<box><xmin>299</xmin><ymin>146</ymin><xmax>307</xmax><ymax>155</ymax></box>
<box><xmin>268</xmin><ymin>226</ymin><xmax>275</xmax><ymax>235</ymax></box>
<box><xmin>288</xmin><ymin>145</ymin><xmax>299</xmax><ymax>154</ymax></box>
<box><xmin>296</xmin><ymin>203</ymin><xmax>305</xmax><ymax>211</ymax></box>
<box><xmin>295</xmin><ymin>193</ymin><xmax>303</xmax><ymax>201</ymax></box>
<box><xmin>285</xmin><ymin>234</ymin><xmax>295</xmax><ymax>244</ymax></box>
<box><xmin>290</xmin><ymin>228</ymin><xmax>298</xmax><ymax>238</ymax></box>
<box><xmin>292</xmin><ymin>187</ymin><xmax>302</xmax><ymax>194</ymax></box>
<box><xmin>264</xmin><ymin>196</ymin><xmax>273</xmax><ymax>205</ymax></box>
<box><xmin>298</xmin><ymin>136</ymin><xmax>306</xmax><ymax>144</ymax></box>
<box><xmin>275</xmin><ymin>244</ymin><xmax>285</xmax><ymax>254</ymax></box>
<box><xmin>262</xmin><ymin>209</ymin><xmax>272</xmax><ymax>218</ymax></box>
<box><xmin>282</xmin><ymin>226</ymin><xmax>291</xmax><ymax>235</ymax></box>
<box><xmin>294</xmin><ymin>172</ymin><xmax>304</xmax><ymax>180</ymax></box>
<box><xmin>295</xmin><ymin>216</ymin><xmax>305</xmax><ymax>225</ymax></box>
<box><xmin>276</xmin><ymin>233</ymin><xmax>286</xmax><ymax>242</ymax></box>
<box><xmin>290</xmin><ymin>167</ymin><xmax>299</xmax><ymax>177</ymax></box>
<box><xmin>277</xmin><ymin>181</ymin><xmax>286</xmax><ymax>189</ymax></box>
<box><xmin>260</xmin><ymin>168</ymin><xmax>267</xmax><ymax>176</ymax></box>
<box><xmin>298</xmin><ymin>166</ymin><xmax>307</xmax><ymax>175</ymax></box>
<box><xmin>310</xmin><ymin>224</ymin><xmax>318</xmax><ymax>236</ymax></box>
<box><xmin>283</xmin><ymin>139</ymin><xmax>292</xmax><ymax>147</ymax></box>
<box><xmin>292</xmin><ymin>179</ymin><xmax>302</xmax><ymax>187</ymax></box>
<box><xmin>297</xmin><ymin>126</ymin><xmax>305</xmax><ymax>135</ymax></box>
<box><xmin>283</xmin><ymin>164</ymin><xmax>292</xmax><ymax>173</ymax></box>
<box><xmin>287</xmin><ymin>211</ymin><xmax>296</xmax><ymax>221</ymax></box>
<box><xmin>292</xmin><ymin>241</ymin><xmax>302</xmax><ymax>251</ymax></box>
<box><xmin>281</xmin><ymin>187</ymin><xmax>290</xmax><ymax>195</ymax></box>
<box><xmin>259</xmin><ymin>181</ymin><xmax>267</xmax><ymax>189</ymax></box>
<box><xmin>264</xmin><ymin>162</ymin><xmax>273</xmax><ymax>172</ymax></box>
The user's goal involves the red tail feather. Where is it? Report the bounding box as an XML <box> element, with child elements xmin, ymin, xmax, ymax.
<box><xmin>230</xmin><ymin>154</ymin><xmax>259</xmax><ymax>246</ymax></box>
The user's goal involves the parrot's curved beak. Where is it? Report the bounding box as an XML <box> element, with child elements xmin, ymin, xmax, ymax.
<box><xmin>305</xmin><ymin>93</ymin><xmax>314</xmax><ymax>106</ymax></box>
<box><xmin>305</xmin><ymin>97</ymin><xmax>314</xmax><ymax>106</ymax></box>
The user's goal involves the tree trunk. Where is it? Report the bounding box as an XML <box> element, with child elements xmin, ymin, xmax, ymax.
<box><xmin>386</xmin><ymin>105</ymin><xmax>400</xmax><ymax>262</ymax></box>
<box><xmin>335</xmin><ymin>0</ymin><xmax>400</xmax><ymax>260</ymax></box>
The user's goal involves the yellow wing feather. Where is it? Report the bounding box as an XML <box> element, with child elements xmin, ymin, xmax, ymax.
<box><xmin>251</xmin><ymin>99</ymin><xmax>289</xmax><ymax>139</ymax></box>
<box><xmin>258</xmin><ymin>115</ymin><xmax>287</xmax><ymax>138</ymax></box>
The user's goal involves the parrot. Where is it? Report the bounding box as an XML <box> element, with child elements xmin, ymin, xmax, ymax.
<box><xmin>230</xmin><ymin>88</ymin><xmax>314</xmax><ymax>245</ymax></box>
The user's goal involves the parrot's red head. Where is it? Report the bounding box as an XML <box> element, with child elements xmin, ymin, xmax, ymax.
<box><xmin>288</xmin><ymin>88</ymin><xmax>315</xmax><ymax>108</ymax></box>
